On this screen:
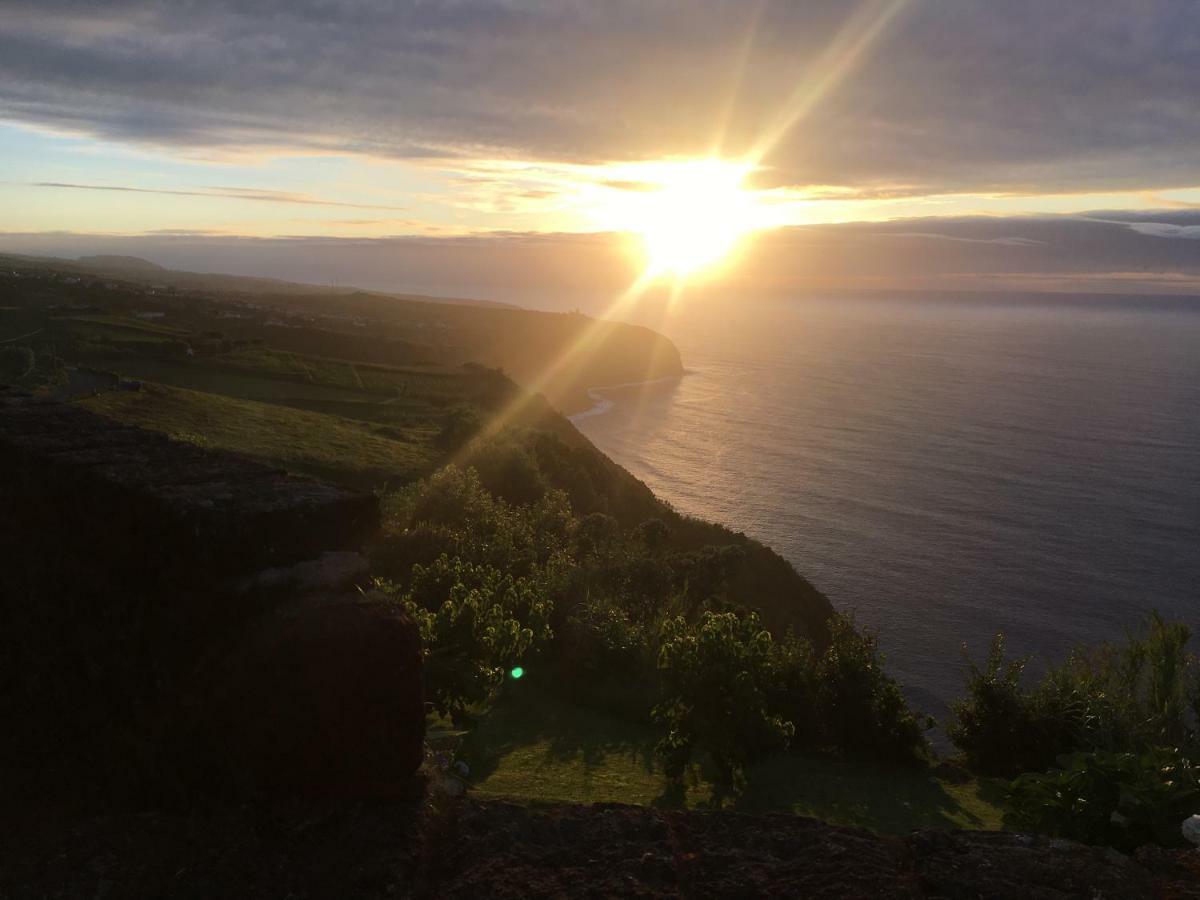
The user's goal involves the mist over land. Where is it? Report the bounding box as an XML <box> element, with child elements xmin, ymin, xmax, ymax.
<box><xmin>8</xmin><ymin>209</ymin><xmax>1200</xmax><ymax>307</ymax></box>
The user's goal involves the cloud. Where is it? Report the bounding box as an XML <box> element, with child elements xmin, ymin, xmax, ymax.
<box><xmin>875</xmin><ymin>232</ymin><xmax>1045</xmax><ymax>247</ymax></box>
<box><xmin>1125</xmin><ymin>223</ymin><xmax>1200</xmax><ymax>239</ymax></box>
<box><xmin>6</xmin><ymin>210</ymin><xmax>1200</xmax><ymax>300</ymax></box>
<box><xmin>1</xmin><ymin>1</ymin><xmax>1199</xmax><ymax>195</ymax></box>
<box><xmin>31</xmin><ymin>181</ymin><xmax>404</xmax><ymax>210</ymax></box>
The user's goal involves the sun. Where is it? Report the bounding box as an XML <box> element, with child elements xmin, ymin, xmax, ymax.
<box><xmin>586</xmin><ymin>159</ymin><xmax>767</xmax><ymax>280</ymax></box>
<box><xmin>635</xmin><ymin>160</ymin><xmax>763</xmax><ymax>278</ymax></box>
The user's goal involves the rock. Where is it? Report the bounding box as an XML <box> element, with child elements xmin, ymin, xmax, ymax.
<box><xmin>0</xmin><ymin>391</ymin><xmax>389</xmax><ymax>803</ymax></box>
<box><xmin>911</xmin><ymin>829</ymin><xmax>1168</xmax><ymax>898</ymax></box>
<box><xmin>5</xmin><ymin>800</ymin><xmax>1200</xmax><ymax>897</ymax></box>
<box><xmin>184</xmin><ymin>596</ymin><xmax>425</xmax><ymax>798</ymax></box>
<box><xmin>240</xmin><ymin>551</ymin><xmax>371</xmax><ymax>594</ymax></box>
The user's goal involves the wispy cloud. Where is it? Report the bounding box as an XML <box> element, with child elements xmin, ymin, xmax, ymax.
<box><xmin>879</xmin><ymin>232</ymin><xmax>1045</xmax><ymax>246</ymax></box>
<box><xmin>32</xmin><ymin>181</ymin><xmax>403</xmax><ymax>211</ymax></box>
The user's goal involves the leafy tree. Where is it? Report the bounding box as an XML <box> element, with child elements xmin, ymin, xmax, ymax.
<box><xmin>654</xmin><ymin>611</ymin><xmax>794</xmax><ymax>782</ymax></box>
<box><xmin>376</xmin><ymin>553</ymin><xmax>557</xmax><ymax>722</ymax></box>
<box><xmin>767</xmin><ymin>631</ymin><xmax>820</xmax><ymax>749</ymax></box>
<box><xmin>374</xmin><ymin>465</ymin><xmax>570</xmax><ymax>581</ymax></box>
<box><xmin>633</xmin><ymin>518</ymin><xmax>669</xmax><ymax>552</ymax></box>
<box><xmin>573</xmin><ymin>511</ymin><xmax>621</xmax><ymax>558</ymax></box>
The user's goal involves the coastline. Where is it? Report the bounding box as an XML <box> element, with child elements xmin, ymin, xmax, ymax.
<box><xmin>567</xmin><ymin>373</ymin><xmax>685</xmax><ymax>422</ymax></box>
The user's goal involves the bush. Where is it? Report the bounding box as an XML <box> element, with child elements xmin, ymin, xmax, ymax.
<box><xmin>654</xmin><ymin>611</ymin><xmax>794</xmax><ymax>782</ymax></box>
<box><xmin>814</xmin><ymin>615</ymin><xmax>928</xmax><ymax>762</ymax></box>
<box><xmin>466</xmin><ymin>438</ymin><xmax>548</xmax><ymax>505</ymax></box>
<box><xmin>436</xmin><ymin>403</ymin><xmax>482</xmax><ymax>450</ymax></box>
<box><xmin>950</xmin><ymin>614</ymin><xmax>1199</xmax><ymax>775</ymax></box>
<box><xmin>1008</xmin><ymin>748</ymin><xmax>1200</xmax><ymax>851</ymax></box>
<box><xmin>947</xmin><ymin>635</ymin><xmax>1075</xmax><ymax>775</ymax></box>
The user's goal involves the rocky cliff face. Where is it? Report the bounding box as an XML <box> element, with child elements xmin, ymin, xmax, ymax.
<box><xmin>0</xmin><ymin>391</ymin><xmax>422</xmax><ymax>801</ymax></box>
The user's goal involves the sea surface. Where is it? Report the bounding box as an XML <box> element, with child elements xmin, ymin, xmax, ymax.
<box><xmin>572</xmin><ymin>293</ymin><xmax>1200</xmax><ymax>718</ymax></box>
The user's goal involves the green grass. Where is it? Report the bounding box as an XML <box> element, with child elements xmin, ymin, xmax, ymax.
<box><xmin>453</xmin><ymin>687</ymin><xmax>1006</xmax><ymax>834</ymax></box>
<box><xmin>80</xmin><ymin>382</ymin><xmax>436</xmax><ymax>487</ymax></box>
<box><xmin>60</xmin><ymin>314</ymin><xmax>190</xmax><ymax>337</ymax></box>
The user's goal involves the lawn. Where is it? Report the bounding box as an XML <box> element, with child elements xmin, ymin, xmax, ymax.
<box><xmin>80</xmin><ymin>382</ymin><xmax>436</xmax><ymax>487</ymax></box>
<box><xmin>451</xmin><ymin>686</ymin><xmax>1006</xmax><ymax>835</ymax></box>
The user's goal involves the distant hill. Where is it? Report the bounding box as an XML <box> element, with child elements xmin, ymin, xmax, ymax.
<box><xmin>0</xmin><ymin>251</ymin><xmax>513</xmax><ymax>309</ymax></box>
<box><xmin>77</xmin><ymin>255</ymin><xmax>166</xmax><ymax>273</ymax></box>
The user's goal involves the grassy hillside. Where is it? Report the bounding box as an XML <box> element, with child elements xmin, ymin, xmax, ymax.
<box><xmin>82</xmin><ymin>383</ymin><xmax>435</xmax><ymax>487</ymax></box>
<box><xmin>447</xmin><ymin>688</ymin><xmax>1004</xmax><ymax>834</ymax></box>
<box><xmin>1</xmin><ymin>258</ymin><xmax>872</xmax><ymax>824</ymax></box>
<box><xmin>0</xmin><ymin>254</ymin><xmax>682</xmax><ymax>414</ymax></box>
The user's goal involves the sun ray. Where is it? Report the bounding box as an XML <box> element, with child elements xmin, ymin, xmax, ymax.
<box><xmin>447</xmin><ymin>267</ymin><xmax>662</xmax><ymax>465</ymax></box>
<box><xmin>746</xmin><ymin>0</ymin><xmax>911</xmax><ymax>167</ymax></box>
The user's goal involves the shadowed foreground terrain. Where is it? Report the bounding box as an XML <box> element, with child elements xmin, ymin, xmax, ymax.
<box><xmin>3</xmin><ymin>795</ymin><xmax>1198</xmax><ymax>899</ymax></box>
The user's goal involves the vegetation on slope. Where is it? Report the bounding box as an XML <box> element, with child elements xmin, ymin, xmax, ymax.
<box><xmin>949</xmin><ymin>614</ymin><xmax>1200</xmax><ymax>849</ymax></box>
<box><xmin>82</xmin><ymin>383</ymin><xmax>436</xmax><ymax>487</ymax></box>
<box><xmin>453</xmin><ymin>687</ymin><xmax>1003</xmax><ymax>833</ymax></box>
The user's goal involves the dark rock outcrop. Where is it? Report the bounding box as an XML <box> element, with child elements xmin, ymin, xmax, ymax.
<box><xmin>0</xmin><ymin>391</ymin><xmax>421</xmax><ymax>802</ymax></box>
<box><xmin>185</xmin><ymin>596</ymin><xmax>425</xmax><ymax>798</ymax></box>
<box><xmin>2</xmin><ymin>798</ymin><xmax>1198</xmax><ymax>898</ymax></box>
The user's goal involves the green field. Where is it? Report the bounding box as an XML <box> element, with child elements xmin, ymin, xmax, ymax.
<box><xmin>450</xmin><ymin>688</ymin><xmax>1006</xmax><ymax>834</ymax></box>
<box><xmin>82</xmin><ymin>382</ymin><xmax>435</xmax><ymax>486</ymax></box>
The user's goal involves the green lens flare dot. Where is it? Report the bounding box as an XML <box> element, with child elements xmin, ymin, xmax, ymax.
<box><xmin>510</xmin><ymin>666</ymin><xmax>524</xmax><ymax>680</ymax></box>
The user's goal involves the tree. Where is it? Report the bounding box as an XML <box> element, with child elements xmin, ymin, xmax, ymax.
<box><xmin>654</xmin><ymin>611</ymin><xmax>794</xmax><ymax>782</ymax></box>
<box><xmin>814</xmin><ymin>615</ymin><xmax>927</xmax><ymax>761</ymax></box>
<box><xmin>376</xmin><ymin>553</ymin><xmax>557</xmax><ymax>723</ymax></box>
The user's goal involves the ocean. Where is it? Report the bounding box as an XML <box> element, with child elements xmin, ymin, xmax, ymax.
<box><xmin>572</xmin><ymin>292</ymin><xmax>1200</xmax><ymax>718</ymax></box>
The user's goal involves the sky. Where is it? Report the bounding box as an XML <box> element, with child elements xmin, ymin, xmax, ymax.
<box><xmin>3</xmin><ymin>0</ymin><xmax>1200</xmax><ymax>301</ymax></box>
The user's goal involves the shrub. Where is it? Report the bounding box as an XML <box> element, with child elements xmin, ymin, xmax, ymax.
<box><xmin>950</xmin><ymin>614</ymin><xmax>1198</xmax><ymax>775</ymax></box>
<box><xmin>436</xmin><ymin>403</ymin><xmax>482</xmax><ymax>450</ymax></box>
<box><xmin>814</xmin><ymin>615</ymin><xmax>928</xmax><ymax>762</ymax></box>
<box><xmin>947</xmin><ymin>635</ymin><xmax>1075</xmax><ymax>775</ymax></box>
<box><xmin>466</xmin><ymin>438</ymin><xmax>548</xmax><ymax>505</ymax></box>
<box><xmin>654</xmin><ymin>611</ymin><xmax>794</xmax><ymax>782</ymax></box>
<box><xmin>1008</xmin><ymin>748</ymin><xmax>1200</xmax><ymax>851</ymax></box>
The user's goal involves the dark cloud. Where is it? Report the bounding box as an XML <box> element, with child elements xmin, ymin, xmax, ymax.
<box><xmin>2</xmin><ymin>1</ymin><xmax>1199</xmax><ymax>194</ymax></box>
